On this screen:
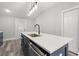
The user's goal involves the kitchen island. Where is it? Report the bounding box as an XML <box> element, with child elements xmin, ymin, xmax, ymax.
<box><xmin>21</xmin><ymin>32</ymin><xmax>72</xmax><ymax>56</ymax></box>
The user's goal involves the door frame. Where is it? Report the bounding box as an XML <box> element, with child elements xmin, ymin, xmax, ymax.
<box><xmin>61</xmin><ymin>5</ymin><xmax>79</xmax><ymax>36</ymax></box>
<box><xmin>61</xmin><ymin>5</ymin><xmax>79</xmax><ymax>55</ymax></box>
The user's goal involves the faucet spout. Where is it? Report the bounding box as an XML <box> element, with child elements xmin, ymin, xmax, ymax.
<box><xmin>34</xmin><ymin>24</ymin><xmax>40</xmax><ymax>35</ymax></box>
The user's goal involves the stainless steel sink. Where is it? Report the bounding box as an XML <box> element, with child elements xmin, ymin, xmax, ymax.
<box><xmin>28</xmin><ymin>33</ymin><xmax>40</xmax><ymax>37</ymax></box>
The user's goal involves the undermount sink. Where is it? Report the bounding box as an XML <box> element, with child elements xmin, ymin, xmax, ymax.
<box><xmin>28</xmin><ymin>33</ymin><xmax>41</xmax><ymax>37</ymax></box>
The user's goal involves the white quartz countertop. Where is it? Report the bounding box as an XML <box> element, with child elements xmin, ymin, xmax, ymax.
<box><xmin>21</xmin><ymin>32</ymin><xmax>72</xmax><ymax>54</ymax></box>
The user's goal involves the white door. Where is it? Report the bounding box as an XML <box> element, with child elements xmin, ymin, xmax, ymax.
<box><xmin>63</xmin><ymin>9</ymin><xmax>79</xmax><ymax>54</ymax></box>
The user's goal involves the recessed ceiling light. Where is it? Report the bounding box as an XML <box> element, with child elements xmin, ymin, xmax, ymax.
<box><xmin>4</xmin><ymin>9</ymin><xmax>11</xmax><ymax>13</ymax></box>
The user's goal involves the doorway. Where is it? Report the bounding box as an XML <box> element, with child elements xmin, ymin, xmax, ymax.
<box><xmin>61</xmin><ymin>6</ymin><xmax>79</xmax><ymax>54</ymax></box>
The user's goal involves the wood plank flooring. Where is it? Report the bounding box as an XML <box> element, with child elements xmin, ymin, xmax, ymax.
<box><xmin>0</xmin><ymin>39</ymin><xmax>77</xmax><ymax>56</ymax></box>
<box><xmin>0</xmin><ymin>39</ymin><xmax>23</xmax><ymax>56</ymax></box>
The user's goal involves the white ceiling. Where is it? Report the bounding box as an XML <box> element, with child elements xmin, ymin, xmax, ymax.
<box><xmin>0</xmin><ymin>2</ymin><xmax>31</xmax><ymax>18</ymax></box>
<box><xmin>0</xmin><ymin>2</ymin><xmax>79</xmax><ymax>19</ymax></box>
<box><xmin>0</xmin><ymin>2</ymin><xmax>56</xmax><ymax>19</ymax></box>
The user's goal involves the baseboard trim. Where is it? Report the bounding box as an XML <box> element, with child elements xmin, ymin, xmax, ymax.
<box><xmin>3</xmin><ymin>37</ymin><xmax>21</xmax><ymax>42</ymax></box>
<box><xmin>69</xmin><ymin>50</ymin><xmax>78</xmax><ymax>56</ymax></box>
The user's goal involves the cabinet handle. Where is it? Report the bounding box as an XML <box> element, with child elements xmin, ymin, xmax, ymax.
<box><xmin>29</xmin><ymin>42</ymin><xmax>46</xmax><ymax>56</ymax></box>
<box><xmin>29</xmin><ymin>43</ymin><xmax>41</xmax><ymax>56</ymax></box>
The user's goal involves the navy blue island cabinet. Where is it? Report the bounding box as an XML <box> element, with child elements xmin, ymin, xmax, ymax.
<box><xmin>21</xmin><ymin>34</ymin><xmax>68</xmax><ymax>56</ymax></box>
<box><xmin>0</xmin><ymin>31</ymin><xmax>3</xmax><ymax>46</ymax></box>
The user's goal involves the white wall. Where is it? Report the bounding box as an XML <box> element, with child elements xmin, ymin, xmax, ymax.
<box><xmin>35</xmin><ymin>2</ymin><xmax>79</xmax><ymax>36</ymax></box>
<box><xmin>0</xmin><ymin>16</ymin><xmax>35</xmax><ymax>40</ymax></box>
<box><xmin>15</xmin><ymin>17</ymin><xmax>35</xmax><ymax>38</ymax></box>
<box><xmin>0</xmin><ymin>16</ymin><xmax>15</xmax><ymax>39</ymax></box>
<box><xmin>0</xmin><ymin>2</ymin><xmax>79</xmax><ymax>40</ymax></box>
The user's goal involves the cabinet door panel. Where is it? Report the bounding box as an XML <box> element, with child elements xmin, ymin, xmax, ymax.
<box><xmin>50</xmin><ymin>44</ymin><xmax>68</xmax><ymax>56</ymax></box>
<box><xmin>0</xmin><ymin>32</ymin><xmax>3</xmax><ymax>46</ymax></box>
<box><xmin>50</xmin><ymin>47</ymin><xmax>65</xmax><ymax>56</ymax></box>
<box><xmin>21</xmin><ymin>34</ymin><xmax>38</xmax><ymax>56</ymax></box>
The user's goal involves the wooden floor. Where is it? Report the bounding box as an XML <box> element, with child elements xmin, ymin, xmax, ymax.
<box><xmin>0</xmin><ymin>39</ymin><xmax>77</xmax><ymax>56</ymax></box>
<box><xmin>0</xmin><ymin>39</ymin><xmax>23</xmax><ymax>56</ymax></box>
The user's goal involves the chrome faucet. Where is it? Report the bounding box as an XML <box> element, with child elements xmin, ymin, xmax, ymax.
<box><xmin>34</xmin><ymin>24</ymin><xmax>40</xmax><ymax>35</ymax></box>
